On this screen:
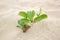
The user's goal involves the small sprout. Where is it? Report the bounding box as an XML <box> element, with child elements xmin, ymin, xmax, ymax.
<box><xmin>37</xmin><ymin>8</ymin><xmax>42</xmax><ymax>16</ymax></box>
<box><xmin>17</xmin><ymin>8</ymin><xmax>48</xmax><ymax>32</ymax></box>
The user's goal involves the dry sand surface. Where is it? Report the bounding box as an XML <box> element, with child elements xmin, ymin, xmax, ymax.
<box><xmin>0</xmin><ymin>0</ymin><xmax>60</xmax><ymax>40</ymax></box>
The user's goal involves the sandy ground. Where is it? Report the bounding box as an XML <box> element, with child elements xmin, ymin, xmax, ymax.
<box><xmin>0</xmin><ymin>0</ymin><xmax>60</xmax><ymax>40</ymax></box>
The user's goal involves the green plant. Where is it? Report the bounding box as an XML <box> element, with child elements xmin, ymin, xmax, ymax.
<box><xmin>17</xmin><ymin>8</ymin><xmax>48</xmax><ymax>32</ymax></box>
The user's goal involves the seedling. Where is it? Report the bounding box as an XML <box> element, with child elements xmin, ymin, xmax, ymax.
<box><xmin>17</xmin><ymin>8</ymin><xmax>48</xmax><ymax>32</ymax></box>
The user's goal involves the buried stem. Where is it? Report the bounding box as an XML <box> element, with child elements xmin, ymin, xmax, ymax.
<box><xmin>22</xmin><ymin>24</ymin><xmax>31</xmax><ymax>32</ymax></box>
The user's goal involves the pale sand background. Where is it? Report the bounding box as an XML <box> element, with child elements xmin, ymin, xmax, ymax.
<box><xmin>0</xmin><ymin>0</ymin><xmax>60</xmax><ymax>40</ymax></box>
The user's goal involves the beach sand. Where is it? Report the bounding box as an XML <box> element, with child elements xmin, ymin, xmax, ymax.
<box><xmin>0</xmin><ymin>0</ymin><xmax>60</xmax><ymax>40</ymax></box>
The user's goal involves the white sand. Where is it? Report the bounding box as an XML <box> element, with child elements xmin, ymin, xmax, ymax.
<box><xmin>0</xmin><ymin>0</ymin><xmax>60</xmax><ymax>40</ymax></box>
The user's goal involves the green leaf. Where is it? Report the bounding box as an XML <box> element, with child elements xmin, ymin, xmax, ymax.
<box><xmin>34</xmin><ymin>14</ymin><xmax>47</xmax><ymax>22</ymax></box>
<box><xmin>27</xmin><ymin>10</ymin><xmax>35</xmax><ymax>20</ymax></box>
<box><xmin>18</xmin><ymin>18</ymin><xmax>29</xmax><ymax>28</ymax></box>
<box><xmin>21</xmin><ymin>18</ymin><xmax>29</xmax><ymax>22</ymax></box>
<box><xmin>18</xmin><ymin>19</ymin><xmax>25</xmax><ymax>28</ymax></box>
<box><xmin>16</xmin><ymin>25</ymin><xmax>21</xmax><ymax>28</ymax></box>
<box><xmin>18</xmin><ymin>11</ymin><xmax>27</xmax><ymax>18</ymax></box>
